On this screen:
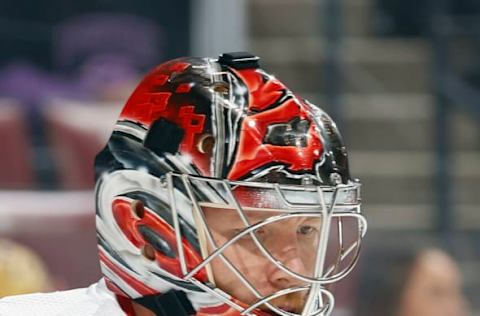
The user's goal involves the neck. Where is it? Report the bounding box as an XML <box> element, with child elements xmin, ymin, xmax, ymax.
<box><xmin>131</xmin><ymin>301</ymin><xmax>156</xmax><ymax>316</ymax></box>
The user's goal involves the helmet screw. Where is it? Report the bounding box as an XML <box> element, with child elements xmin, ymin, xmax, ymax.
<box><xmin>330</xmin><ymin>173</ymin><xmax>342</xmax><ymax>185</ymax></box>
<box><xmin>131</xmin><ymin>200</ymin><xmax>145</xmax><ymax>219</ymax></box>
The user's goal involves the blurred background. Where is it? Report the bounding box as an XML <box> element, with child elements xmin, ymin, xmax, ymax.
<box><xmin>0</xmin><ymin>0</ymin><xmax>478</xmax><ymax>314</ymax></box>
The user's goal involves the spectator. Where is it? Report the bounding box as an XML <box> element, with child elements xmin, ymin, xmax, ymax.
<box><xmin>355</xmin><ymin>245</ymin><xmax>470</xmax><ymax>316</ymax></box>
<box><xmin>0</xmin><ymin>239</ymin><xmax>53</xmax><ymax>297</ymax></box>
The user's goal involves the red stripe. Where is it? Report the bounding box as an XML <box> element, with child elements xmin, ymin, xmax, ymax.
<box><xmin>99</xmin><ymin>249</ymin><xmax>158</xmax><ymax>296</ymax></box>
<box><xmin>105</xmin><ymin>278</ymin><xmax>129</xmax><ymax>297</ymax></box>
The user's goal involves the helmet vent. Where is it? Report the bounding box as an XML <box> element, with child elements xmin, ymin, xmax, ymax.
<box><xmin>131</xmin><ymin>200</ymin><xmax>145</xmax><ymax>219</ymax></box>
<box><xmin>138</xmin><ymin>225</ymin><xmax>176</xmax><ymax>258</ymax></box>
<box><xmin>212</xmin><ymin>83</ymin><xmax>229</xmax><ymax>95</ymax></box>
<box><xmin>141</xmin><ymin>244</ymin><xmax>156</xmax><ymax>261</ymax></box>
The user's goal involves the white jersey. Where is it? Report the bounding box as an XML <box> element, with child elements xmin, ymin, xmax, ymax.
<box><xmin>0</xmin><ymin>279</ymin><xmax>127</xmax><ymax>316</ymax></box>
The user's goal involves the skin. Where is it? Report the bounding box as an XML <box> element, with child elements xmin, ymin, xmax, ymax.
<box><xmin>397</xmin><ymin>249</ymin><xmax>470</xmax><ymax>316</ymax></box>
<box><xmin>131</xmin><ymin>206</ymin><xmax>323</xmax><ymax>316</ymax></box>
<box><xmin>202</xmin><ymin>206</ymin><xmax>322</xmax><ymax>314</ymax></box>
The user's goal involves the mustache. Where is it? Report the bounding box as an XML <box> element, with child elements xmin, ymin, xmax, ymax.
<box><xmin>259</xmin><ymin>291</ymin><xmax>307</xmax><ymax>314</ymax></box>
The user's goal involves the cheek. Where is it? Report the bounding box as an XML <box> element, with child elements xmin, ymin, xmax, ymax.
<box><xmin>216</xmin><ymin>243</ymin><xmax>266</xmax><ymax>279</ymax></box>
<box><xmin>210</xmin><ymin>244</ymin><xmax>269</xmax><ymax>303</ymax></box>
<box><xmin>299</xmin><ymin>241</ymin><xmax>317</xmax><ymax>272</ymax></box>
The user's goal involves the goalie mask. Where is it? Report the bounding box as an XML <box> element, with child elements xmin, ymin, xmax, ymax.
<box><xmin>95</xmin><ymin>52</ymin><xmax>367</xmax><ymax>316</ymax></box>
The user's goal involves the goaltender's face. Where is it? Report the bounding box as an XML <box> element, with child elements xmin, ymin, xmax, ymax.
<box><xmin>202</xmin><ymin>205</ymin><xmax>322</xmax><ymax>314</ymax></box>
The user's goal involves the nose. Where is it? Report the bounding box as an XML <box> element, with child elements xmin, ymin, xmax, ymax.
<box><xmin>266</xmin><ymin>229</ymin><xmax>309</xmax><ymax>289</ymax></box>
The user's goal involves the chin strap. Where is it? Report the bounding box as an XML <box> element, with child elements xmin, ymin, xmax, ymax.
<box><xmin>134</xmin><ymin>290</ymin><xmax>196</xmax><ymax>316</ymax></box>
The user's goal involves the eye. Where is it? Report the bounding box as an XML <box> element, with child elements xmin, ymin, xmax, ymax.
<box><xmin>297</xmin><ymin>225</ymin><xmax>318</xmax><ymax>236</ymax></box>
